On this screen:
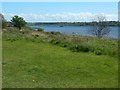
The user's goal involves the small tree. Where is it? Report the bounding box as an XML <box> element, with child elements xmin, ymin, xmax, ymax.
<box><xmin>90</xmin><ymin>14</ymin><xmax>110</xmax><ymax>38</ymax></box>
<box><xmin>11</xmin><ymin>15</ymin><xmax>26</xmax><ymax>30</ymax></box>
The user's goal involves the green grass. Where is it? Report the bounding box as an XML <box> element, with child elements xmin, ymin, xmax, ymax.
<box><xmin>3</xmin><ymin>37</ymin><xmax>118</xmax><ymax>88</ymax></box>
<box><xmin>2</xmin><ymin>27</ymin><xmax>118</xmax><ymax>88</ymax></box>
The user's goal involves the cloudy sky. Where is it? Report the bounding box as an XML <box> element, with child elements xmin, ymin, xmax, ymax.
<box><xmin>2</xmin><ymin>2</ymin><xmax>118</xmax><ymax>22</ymax></box>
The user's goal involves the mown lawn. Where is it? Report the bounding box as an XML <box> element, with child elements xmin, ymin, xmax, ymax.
<box><xmin>2</xmin><ymin>38</ymin><xmax>118</xmax><ymax>88</ymax></box>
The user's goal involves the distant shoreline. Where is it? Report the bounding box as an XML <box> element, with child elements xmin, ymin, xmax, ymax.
<box><xmin>27</xmin><ymin>21</ymin><xmax>120</xmax><ymax>27</ymax></box>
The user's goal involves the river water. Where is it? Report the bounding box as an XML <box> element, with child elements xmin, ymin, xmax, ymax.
<box><xmin>29</xmin><ymin>25</ymin><xmax>119</xmax><ymax>39</ymax></box>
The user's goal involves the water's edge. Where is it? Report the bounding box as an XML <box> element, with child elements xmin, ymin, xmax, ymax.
<box><xmin>29</xmin><ymin>25</ymin><xmax>118</xmax><ymax>39</ymax></box>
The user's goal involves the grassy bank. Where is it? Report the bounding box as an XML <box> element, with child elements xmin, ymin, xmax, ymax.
<box><xmin>2</xmin><ymin>27</ymin><xmax>118</xmax><ymax>88</ymax></box>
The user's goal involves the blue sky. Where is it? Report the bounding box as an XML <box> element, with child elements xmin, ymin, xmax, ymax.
<box><xmin>2</xmin><ymin>2</ymin><xmax>118</xmax><ymax>22</ymax></box>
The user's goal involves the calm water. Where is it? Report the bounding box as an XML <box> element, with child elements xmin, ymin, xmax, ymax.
<box><xmin>29</xmin><ymin>25</ymin><xmax>119</xmax><ymax>39</ymax></box>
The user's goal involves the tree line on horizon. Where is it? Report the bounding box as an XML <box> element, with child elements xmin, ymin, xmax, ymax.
<box><xmin>28</xmin><ymin>21</ymin><xmax>120</xmax><ymax>26</ymax></box>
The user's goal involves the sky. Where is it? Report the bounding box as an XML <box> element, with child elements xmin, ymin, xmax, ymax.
<box><xmin>1</xmin><ymin>0</ymin><xmax>120</xmax><ymax>2</ymax></box>
<box><xmin>2</xmin><ymin>2</ymin><xmax>118</xmax><ymax>22</ymax></box>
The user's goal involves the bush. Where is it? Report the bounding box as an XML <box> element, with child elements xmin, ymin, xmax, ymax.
<box><xmin>94</xmin><ymin>47</ymin><xmax>102</xmax><ymax>55</ymax></box>
<box><xmin>6</xmin><ymin>38</ymin><xmax>17</xmax><ymax>42</ymax></box>
<box><xmin>37</xmin><ymin>28</ymin><xmax>44</xmax><ymax>32</ymax></box>
<box><xmin>62</xmin><ymin>44</ymin><xmax>67</xmax><ymax>47</ymax></box>
<box><xmin>69</xmin><ymin>44</ymin><xmax>90</xmax><ymax>52</ymax></box>
<box><xmin>50</xmin><ymin>31</ymin><xmax>61</xmax><ymax>35</ymax></box>
<box><xmin>50</xmin><ymin>39</ymin><xmax>61</xmax><ymax>45</ymax></box>
<box><xmin>94</xmin><ymin>49</ymin><xmax>102</xmax><ymax>55</ymax></box>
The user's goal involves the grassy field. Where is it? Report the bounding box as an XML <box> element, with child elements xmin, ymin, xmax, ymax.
<box><xmin>2</xmin><ymin>27</ymin><xmax>118</xmax><ymax>88</ymax></box>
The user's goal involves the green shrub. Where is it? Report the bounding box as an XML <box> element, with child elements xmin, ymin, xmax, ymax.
<box><xmin>34</xmin><ymin>35</ymin><xmax>39</xmax><ymax>38</ymax></box>
<box><xmin>50</xmin><ymin>32</ymin><xmax>61</xmax><ymax>35</ymax></box>
<box><xmin>94</xmin><ymin>49</ymin><xmax>102</xmax><ymax>55</ymax></box>
<box><xmin>69</xmin><ymin>44</ymin><xmax>90</xmax><ymax>52</ymax></box>
<box><xmin>50</xmin><ymin>39</ymin><xmax>61</xmax><ymax>45</ymax></box>
<box><xmin>62</xmin><ymin>44</ymin><xmax>67</xmax><ymax>47</ymax></box>
<box><xmin>112</xmin><ymin>50</ymin><xmax>118</xmax><ymax>56</ymax></box>
<box><xmin>94</xmin><ymin>47</ymin><xmax>103</xmax><ymax>55</ymax></box>
<box><xmin>6</xmin><ymin>38</ymin><xmax>17</xmax><ymax>42</ymax></box>
<box><xmin>37</xmin><ymin>28</ymin><xmax>44</xmax><ymax>32</ymax></box>
<box><xmin>60</xmin><ymin>42</ymin><xmax>68</xmax><ymax>47</ymax></box>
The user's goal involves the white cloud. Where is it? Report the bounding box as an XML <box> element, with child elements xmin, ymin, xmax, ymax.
<box><xmin>3</xmin><ymin>12</ymin><xmax>117</xmax><ymax>22</ymax></box>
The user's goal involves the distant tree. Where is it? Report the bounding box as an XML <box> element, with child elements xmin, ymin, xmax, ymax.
<box><xmin>0</xmin><ymin>13</ymin><xmax>7</xmax><ymax>29</ymax></box>
<box><xmin>90</xmin><ymin>14</ymin><xmax>110</xmax><ymax>38</ymax></box>
<box><xmin>11</xmin><ymin>15</ymin><xmax>26</xmax><ymax>30</ymax></box>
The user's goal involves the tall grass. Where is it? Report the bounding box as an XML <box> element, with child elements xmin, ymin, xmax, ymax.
<box><xmin>3</xmin><ymin>27</ymin><xmax>118</xmax><ymax>57</ymax></box>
